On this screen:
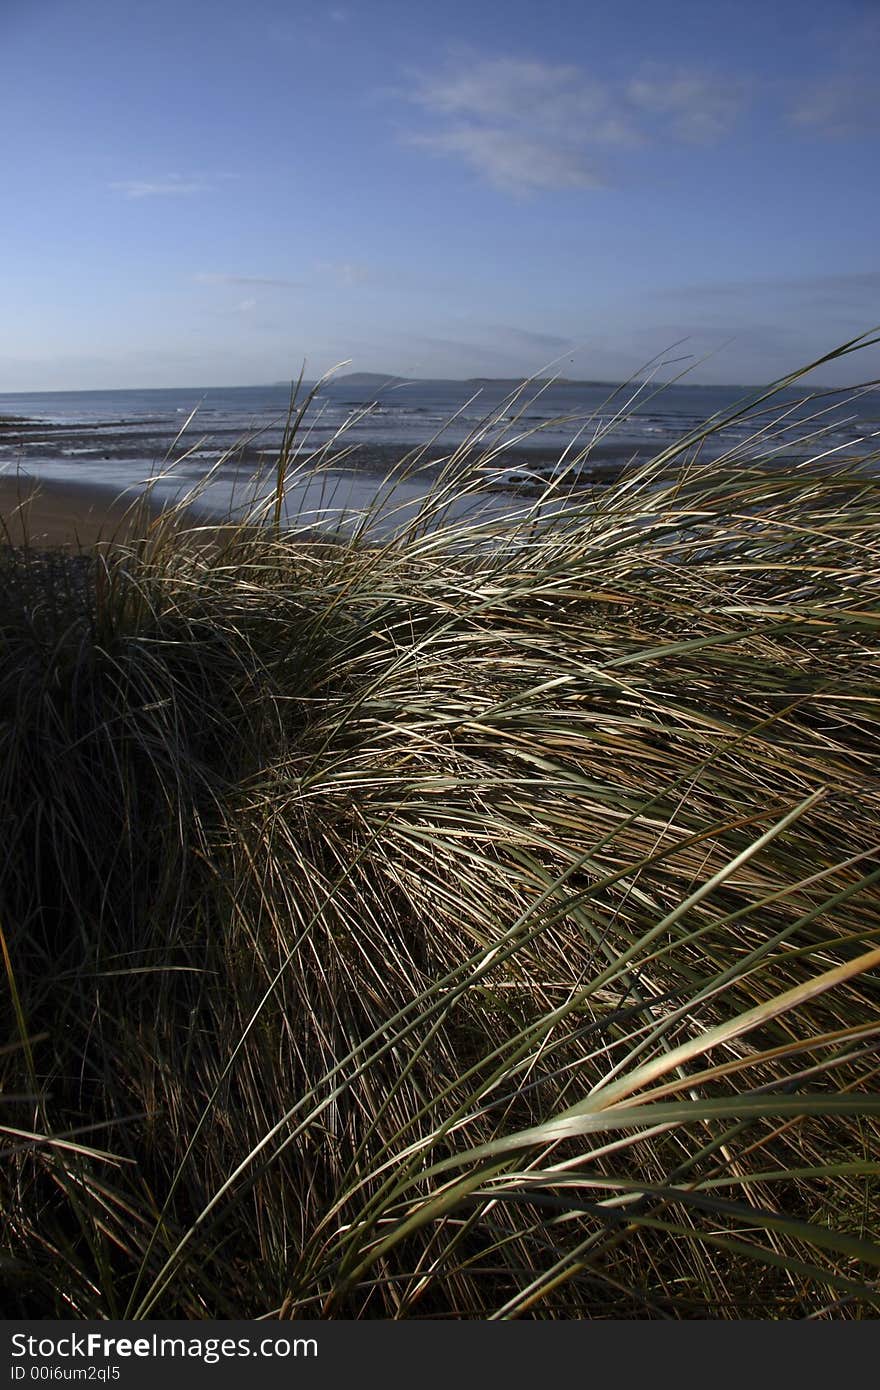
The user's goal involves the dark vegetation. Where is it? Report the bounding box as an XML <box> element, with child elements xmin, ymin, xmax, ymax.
<box><xmin>2</xmin><ymin>344</ymin><xmax>880</xmax><ymax>1317</ymax></box>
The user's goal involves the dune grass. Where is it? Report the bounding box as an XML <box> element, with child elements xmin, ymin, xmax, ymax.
<box><xmin>2</xmin><ymin>340</ymin><xmax>880</xmax><ymax>1318</ymax></box>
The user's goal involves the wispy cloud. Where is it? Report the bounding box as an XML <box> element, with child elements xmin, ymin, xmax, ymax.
<box><xmin>789</xmin><ymin>79</ymin><xmax>879</xmax><ymax>136</ymax></box>
<box><xmin>486</xmin><ymin>325</ymin><xmax>578</xmax><ymax>353</ymax></box>
<box><xmin>408</xmin><ymin>126</ymin><xmax>602</xmax><ymax>193</ymax></box>
<box><xmin>314</xmin><ymin>260</ymin><xmax>373</xmax><ymax>287</ymax></box>
<box><xmin>788</xmin><ymin>11</ymin><xmax>880</xmax><ymax>135</ymax></box>
<box><xmin>627</xmin><ymin>69</ymin><xmax>747</xmax><ymax>144</ymax></box>
<box><xmin>409</xmin><ymin>58</ymin><xmax>633</xmax><ymax>137</ymax></box>
<box><xmin>660</xmin><ymin>270</ymin><xmax>880</xmax><ymax>304</ymax></box>
<box><xmin>195</xmin><ymin>272</ymin><xmax>303</xmax><ymax>289</ymax></box>
<box><xmin>197</xmin><ymin>265</ymin><xmax>374</xmax><ymax>293</ymax></box>
<box><xmin>647</xmin><ymin>271</ymin><xmax>880</xmax><ymax>364</ymax></box>
<box><xmin>110</xmin><ymin>175</ymin><xmax>223</xmax><ymax>199</ymax></box>
<box><xmin>400</xmin><ymin>54</ymin><xmax>747</xmax><ymax>194</ymax></box>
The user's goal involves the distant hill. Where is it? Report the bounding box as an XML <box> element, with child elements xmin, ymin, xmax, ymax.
<box><xmin>330</xmin><ymin>372</ymin><xmax>409</xmax><ymax>388</ymax></box>
<box><xmin>464</xmin><ymin>376</ymin><xmax>619</xmax><ymax>388</ymax></box>
<box><xmin>276</xmin><ymin>371</ymin><xmax>787</xmax><ymax>391</ymax></box>
<box><xmin>329</xmin><ymin>372</ymin><xmax>626</xmax><ymax>389</ymax></box>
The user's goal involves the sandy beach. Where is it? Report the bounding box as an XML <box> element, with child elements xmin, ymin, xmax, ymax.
<box><xmin>0</xmin><ymin>473</ymin><xmax>156</xmax><ymax>549</ymax></box>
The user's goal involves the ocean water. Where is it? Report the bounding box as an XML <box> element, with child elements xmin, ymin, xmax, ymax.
<box><xmin>3</xmin><ymin>375</ymin><xmax>880</xmax><ymax>449</ymax></box>
<box><xmin>1</xmin><ymin>376</ymin><xmax>878</xmax><ymax>527</ymax></box>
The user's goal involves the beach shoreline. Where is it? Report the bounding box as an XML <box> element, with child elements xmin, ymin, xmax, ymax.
<box><xmin>0</xmin><ymin>472</ymin><xmax>159</xmax><ymax>549</ymax></box>
<box><xmin>0</xmin><ymin>413</ymin><xmax>643</xmax><ymax>549</ymax></box>
<box><xmin>0</xmin><ymin>410</ymin><xmax>645</xmax><ymax>469</ymax></box>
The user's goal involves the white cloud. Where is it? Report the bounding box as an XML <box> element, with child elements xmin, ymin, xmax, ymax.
<box><xmin>788</xmin><ymin>11</ymin><xmax>880</xmax><ymax>136</ymax></box>
<box><xmin>111</xmin><ymin>173</ymin><xmax>237</xmax><ymax>199</ymax></box>
<box><xmin>195</xmin><ymin>272</ymin><xmax>303</xmax><ymax>289</ymax></box>
<box><xmin>401</xmin><ymin>55</ymin><xmax>747</xmax><ymax>194</ymax></box>
<box><xmin>663</xmin><ymin>270</ymin><xmax>880</xmax><ymax>302</ymax></box>
<box><xmin>627</xmin><ymin>71</ymin><xmax>747</xmax><ymax>143</ymax></box>
<box><xmin>789</xmin><ymin>78</ymin><xmax>878</xmax><ymax>136</ymax></box>
<box><xmin>411</xmin><ymin>57</ymin><xmax>633</xmax><ymax>138</ymax></box>
<box><xmin>408</xmin><ymin>126</ymin><xmax>601</xmax><ymax>193</ymax></box>
<box><xmin>314</xmin><ymin>260</ymin><xmax>373</xmax><ymax>287</ymax></box>
<box><xmin>487</xmin><ymin>325</ymin><xmax>577</xmax><ymax>353</ymax></box>
<box><xmin>110</xmin><ymin>175</ymin><xmax>215</xmax><ymax>198</ymax></box>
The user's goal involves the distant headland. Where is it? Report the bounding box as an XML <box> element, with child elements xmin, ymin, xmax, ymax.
<box><xmin>302</xmin><ymin>371</ymin><xmax>632</xmax><ymax>390</ymax></box>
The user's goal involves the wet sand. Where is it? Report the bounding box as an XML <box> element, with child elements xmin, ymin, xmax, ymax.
<box><xmin>0</xmin><ymin>474</ymin><xmax>158</xmax><ymax>549</ymax></box>
<box><xmin>0</xmin><ymin>413</ymin><xmax>640</xmax><ymax>552</ymax></box>
<box><xmin>0</xmin><ymin>412</ymin><xmax>642</xmax><ymax>477</ymax></box>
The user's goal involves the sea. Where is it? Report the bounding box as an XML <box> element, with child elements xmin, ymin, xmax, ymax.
<box><xmin>2</xmin><ymin>375</ymin><xmax>878</xmax><ymax>530</ymax></box>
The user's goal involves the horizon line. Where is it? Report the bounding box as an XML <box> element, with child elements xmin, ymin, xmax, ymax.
<box><xmin>0</xmin><ymin>370</ymin><xmax>864</xmax><ymax>396</ymax></box>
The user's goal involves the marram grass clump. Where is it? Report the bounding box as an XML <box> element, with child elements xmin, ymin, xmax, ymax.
<box><xmin>2</xmin><ymin>342</ymin><xmax>880</xmax><ymax>1318</ymax></box>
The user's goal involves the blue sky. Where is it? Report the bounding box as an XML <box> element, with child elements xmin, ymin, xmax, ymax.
<box><xmin>3</xmin><ymin>0</ymin><xmax>879</xmax><ymax>388</ymax></box>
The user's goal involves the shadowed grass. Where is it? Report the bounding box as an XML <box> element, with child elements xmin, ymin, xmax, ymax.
<box><xmin>1</xmin><ymin>339</ymin><xmax>880</xmax><ymax>1317</ymax></box>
